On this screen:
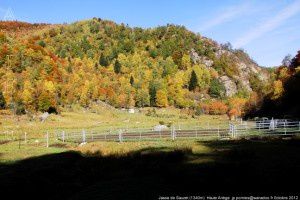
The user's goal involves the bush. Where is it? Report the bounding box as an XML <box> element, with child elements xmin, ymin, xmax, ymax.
<box><xmin>198</xmin><ymin>103</ymin><xmax>210</xmax><ymax>114</ymax></box>
<box><xmin>38</xmin><ymin>40</ymin><xmax>46</xmax><ymax>47</ymax></box>
<box><xmin>208</xmin><ymin>101</ymin><xmax>228</xmax><ymax>115</ymax></box>
<box><xmin>194</xmin><ymin>107</ymin><xmax>204</xmax><ymax>116</ymax></box>
<box><xmin>167</xmin><ymin>122</ymin><xmax>173</xmax><ymax>127</ymax></box>
<box><xmin>145</xmin><ymin>108</ymin><xmax>157</xmax><ymax>117</ymax></box>
<box><xmin>48</xmin><ymin>106</ymin><xmax>58</xmax><ymax>114</ymax></box>
<box><xmin>15</xmin><ymin>100</ymin><xmax>26</xmax><ymax>115</ymax></box>
<box><xmin>159</xmin><ymin>121</ymin><xmax>165</xmax><ymax>125</ymax></box>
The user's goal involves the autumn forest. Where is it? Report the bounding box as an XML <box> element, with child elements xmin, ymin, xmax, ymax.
<box><xmin>0</xmin><ymin>19</ymin><xmax>299</xmax><ymax>118</ymax></box>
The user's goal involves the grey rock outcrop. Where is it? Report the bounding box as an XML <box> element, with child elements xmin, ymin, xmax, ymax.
<box><xmin>219</xmin><ymin>76</ymin><xmax>237</xmax><ymax>97</ymax></box>
<box><xmin>190</xmin><ymin>49</ymin><xmax>201</xmax><ymax>64</ymax></box>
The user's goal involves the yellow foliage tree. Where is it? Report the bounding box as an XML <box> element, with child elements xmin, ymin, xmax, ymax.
<box><xmin>271</xmin><ymin>80</ymin><xmax>284</xmax><ymax>100</ymax></box>
<box><xmin>22</xmin><ymin>81</ymin><xmax>34</xmax><ymax>110</ymax></box>
<box><xmin>156</xmin><ymin>89</ymin><xmax>168</xmax><ymax>107</ymax></box>
<box><xmin>181</xmin><ymin>54</ymin><xmax>191</xmax><ymax>70</ymax></box>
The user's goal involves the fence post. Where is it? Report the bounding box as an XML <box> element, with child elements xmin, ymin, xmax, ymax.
<box><xmin>46</xmin><ymin>131</ymin><xmax>49</xmax><ymax>148</ymax></box>
<box><xmin>229</xmin><ymin>124</ymin><xmax>236</xmax><ymax>138</ymax></box>
<box><xmin>139</xmin><ymin>129</ymin><xmax>142</xmax><ymax>141</ymax></box>
<box><xmin>62</xmin><ymin>131</ymin><xmax>65</xmax><ymax>142</ymax></box>
<box><xmin>118</xmin><ymin>130</ymin><xmax>123</xmax><ymax>142</ymax></box>
<box><xmin>284</xmin><ymin>122</ymin><xmax>287</xmax><ymax>135</ymax></box>
<box><xmin>195</xmin><ymin>126</ymin><xmax>198</xmax><ymax>138</ymax></box>
<box><xmin>91</xmin><ymin>131</ymin><xmax>94</xmax><ymax>141</ymax></box>
<box><xmin>55</xmin><ymin>131</ymin><xmax>57</xmax><ymax>140</ymax></box>
<box><xmin>234</xmin><ymin>125</ymin><xmax>236</xmax><ymax>138</ymax></box>
<box><xmin>217</xmin><ymin>126</ymin><xmax>220</xmax><ymax>139</ymax></box>
<box><xmin>171</xmin><ymin>126</ymin><xmax>176</xmax><ymax>141</ymax></box>
<box><xmin>24</xmin><ymin>132</ymin><xmax>27</xmax><ymax>144</ymax></box>
<box><xmin>82</xmin><ymin>129</ymin><xmax>86</xmax><ymax>143</ymax></box>
<box><xmin>174</xmin><ymin>126</ymin><xmax>176</xmax><ymax>140</ymax></box>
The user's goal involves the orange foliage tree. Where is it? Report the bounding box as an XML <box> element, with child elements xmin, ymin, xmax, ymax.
<box><xmin>228</xmin><ymin>97</ymin><xmax>247</xmax><ymax>120</ymax></box>
<box><xmin>208</xmin><ymin>100</ymin><xmax>228</xmax><ymax>115</ymax></box>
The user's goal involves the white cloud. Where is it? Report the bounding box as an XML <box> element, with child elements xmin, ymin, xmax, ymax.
<box><xmin>199</xmin><ymin>3</ymin><xmax>250</xmax><ymax>32</ymax></box>
<box><xmin>234</xmin><ymin>0</ymin><xmax>300</xmax><ymax>48</ymax></box>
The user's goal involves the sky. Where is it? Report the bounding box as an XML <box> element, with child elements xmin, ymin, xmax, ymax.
<box><xmin>0</xmin><ymin>0</ymin><xmax>300</xmax><ymax>67</ymax></box>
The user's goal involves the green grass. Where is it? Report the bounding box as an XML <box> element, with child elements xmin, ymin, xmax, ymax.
<box><xmin>77</xmin><ymin>140</ymin><xmax>212</xmax><ymax>156</ymax></box>
<box><xmin>0</xmin><ymin>140</ymin><xmax>69</xmax><ymax>163</ymax></box>
<box><xmin>0</xmin><ymin>139</ymin><xmax>213</xmax><ymax>163</ymax></box>
<box><xmin>0</xmin><ymin>106</ymin><xmax>231</xmax><ymax>138</ymax></box>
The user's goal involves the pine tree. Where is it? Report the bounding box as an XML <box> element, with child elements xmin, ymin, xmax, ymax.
<box><xmin>149</xmin><ymin>83</ymin><xmax>157</xmax><ymax>107</ymax></box>
<box><xmin>99</xmin><ymin>53</ymin><xmax>108</xmax><ymax>67</ymax></box>
<box><xmin>0</xmin><ymin>91</ymin><xmax>6</xmax><ymax>109</ymax></box>
<box><xmin>130</xmin><ymin>75</ymin><xmax>134</xmax><ymax>86</ymax></box>
<box><xmin>188</xmin><ymin>70</ymin><xmax>198</xmax><ymax>91</ymax></box>
<box><xmin>114</xmin><ymin>59</ymin><xmax>121</xmax><ymax>74</ymax></box>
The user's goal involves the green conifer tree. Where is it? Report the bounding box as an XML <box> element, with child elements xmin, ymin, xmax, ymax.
<box><xmin>114</xmin><ymin>59</ymin><xmax>121</xmax><ymax>74</ymax></box>
<box><xmin>188</xmin><ymin>70</ymin><xmax>198</xmax><ymax>91</ymax></box>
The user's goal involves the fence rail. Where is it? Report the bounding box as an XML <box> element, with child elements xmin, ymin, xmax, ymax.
<box><xmin>56</xmin><ymin>127</ymin><xmax>231</xmax><ymax>143</ymax></box>
<box><xmin>1</xmin><ymin>119</ymin><xmax>300</xmax><ymax>147</ymax></box>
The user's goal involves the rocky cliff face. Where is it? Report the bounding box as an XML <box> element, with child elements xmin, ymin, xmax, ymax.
<box><xmin>190</xmin><ymin>43</ymin><xmax>269</xmax><ymax>97</ymax></box>
<box><xmin>219</xmin><ymin>75</ymin><xmax>237</xmax><ymax>97</ymax></box>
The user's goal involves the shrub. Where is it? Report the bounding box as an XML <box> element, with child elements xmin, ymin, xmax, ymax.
<box><xmin>15</xmin><ymin>100</ymin><xmax>26</xmax><ymax>115</ymax></box>
<box><xmin>38</xmin><ymin>40</ymin><xmax>46</xmax><ymax>47</ymax></box>
<box><xmin>145</xmin><ymin>108</ymin><xmax>157</xmax><ymax>117</ymax></box>
<box><xmin>208</xmin><ymin>101</ymin><xmax>228</xmax><ymax>115</ymax></box>
<box><xmin>159</xmin><ymin>121</ymin><xmax>165</xmax><ymax>125</ymax></box>
<box><xmin>199</xmin><ymin>103</ymin><xmax>210</xmax><ymax>114</ymax></box>
<box><xmin>194</xmin><ymin>107</ymin><xmax>204</xmax><ymax>116</ymax></box>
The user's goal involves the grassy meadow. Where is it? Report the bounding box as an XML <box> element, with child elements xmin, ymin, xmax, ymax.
<box><xmin>0</xmin><ymin>105</ymin><xmax>231</xmax><ymax>163</ymax></box>
<box><xmin>0</xmin><ymin>105</ymin><xmax>230</xmax><ymax>137</ymax></box>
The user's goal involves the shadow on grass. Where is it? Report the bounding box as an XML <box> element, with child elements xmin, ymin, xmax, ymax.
<box><xmin>0</xmin><ymin>138</ymin><xmax>300</xmax><ymax>199</ymax></box>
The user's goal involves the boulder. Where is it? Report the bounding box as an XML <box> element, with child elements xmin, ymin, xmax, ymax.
<box><xmin>153</xmin><ymin>125</ymin><xmax>168</xmax><ymax>132</ymax></box>
<box><xmin>39</xmin><ymin>112</ymin><xmax>49</xmax><ymax>122</ymax></box>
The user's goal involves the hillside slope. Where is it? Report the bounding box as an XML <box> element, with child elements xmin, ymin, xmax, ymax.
<box><xmin>0</xmin><ymin>19</ymin><xmax>269</xmax><ymax>114</ymax></box>
<box><xmin>245</xmin><ymin>51</ymin><xmax>300</xmax><ymax>119</ymax></box>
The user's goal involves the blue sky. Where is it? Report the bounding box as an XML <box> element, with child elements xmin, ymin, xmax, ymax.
<box><xmin>1</xmin><ymin>0</ymin><xmax>300</xmax><ymax>67</ymax></box>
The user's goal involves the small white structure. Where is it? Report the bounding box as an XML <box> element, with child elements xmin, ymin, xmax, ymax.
<box><xmin>128</xmin><ymin>108</ymin><xmax>135</xmax><ymax>114</ymax></box>
<box><xmin>40</xmin><ymin>112</ymin><xmax>49</xmax><ymax>123</ymax></box>
<box><xmin>153</xmin><ymin>125</ymin><xmax>168</xmax><ymax>132</ymax></box>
